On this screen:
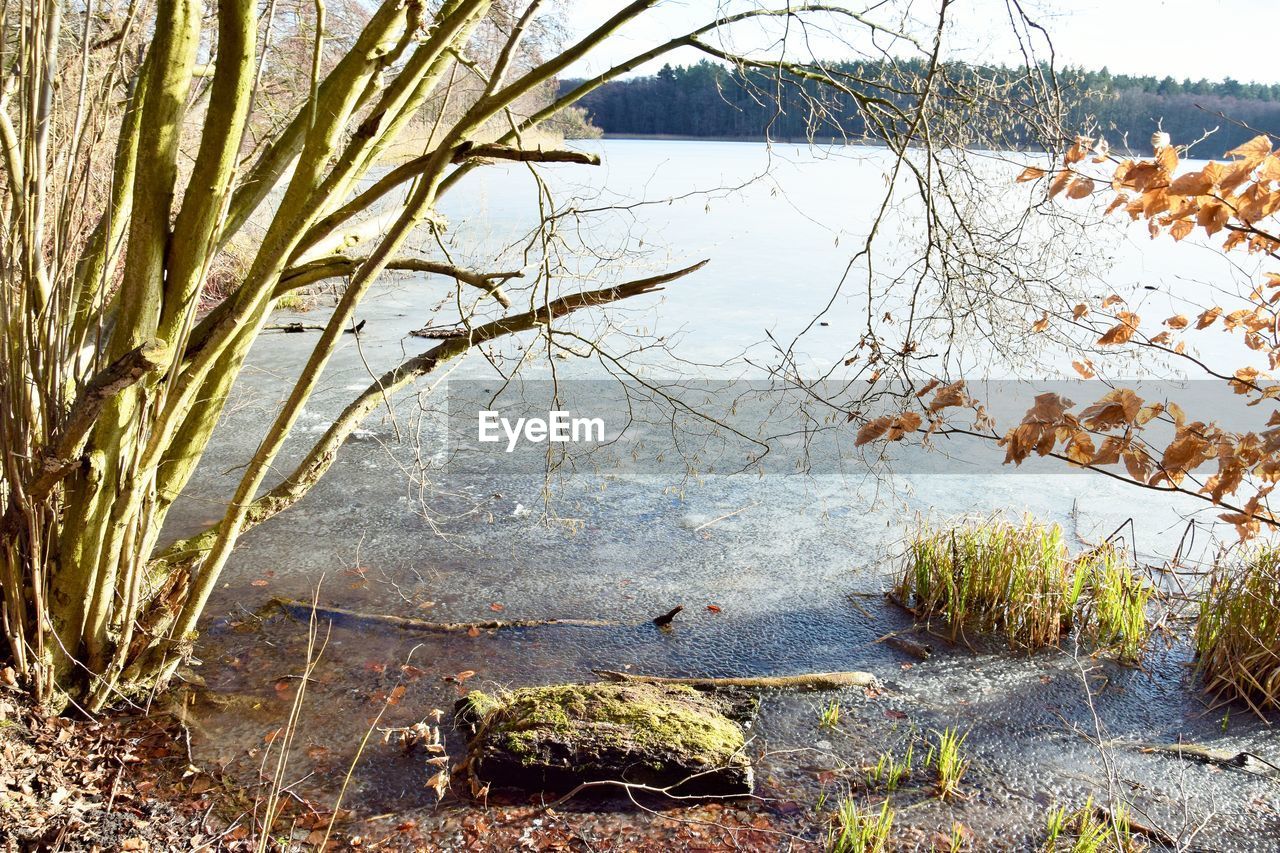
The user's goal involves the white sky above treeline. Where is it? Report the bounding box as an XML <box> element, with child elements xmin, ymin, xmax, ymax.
<box><xmin>564</xmin><ymin>1</ymin><xmax>1277</xmax><ymax>85</ymax></box>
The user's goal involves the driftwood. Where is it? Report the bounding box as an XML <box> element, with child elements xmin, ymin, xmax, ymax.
<box><xmin>593</xmin><ymin>669</ymin><xmax>879</xmax><ymax>692</ymax></box>
<box><xmin>263</xmin><ymin>322</ymin><xmax>364</xmax><ymax>334</ymax></box>
<box><xmin>885</xmin><ymin>590</ymin><xmax>921</xmax><ymax>617</ymax></box>
<box><xmin>876</xmin><ymin>631</ymin><xmax>933</xmax><ymax>660</ymax></box>
<box><xmin>1117</xmin><ymin>741</ymin><xmax>1280</xmax><ymax>777</ymax></box>
<box><xmin>1093</xmin><ymin>806</ymin><xmax>1177</xmax><ymax>847</ymax></box>
<box><xmin>263</xmin><ymin>597</ymin><xmax>619</xmax><ymax>633</ymax></box>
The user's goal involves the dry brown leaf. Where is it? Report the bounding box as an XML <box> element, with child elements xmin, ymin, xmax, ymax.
<box><xmin>1097</xmin><ymin>311</ymin><xmax>1140</xmax><ymax>345</ymax></box>
<box><xmin>886</xmin><ymin>411</ymin><xmax>922</xmax><ymax>441</ymax></box>
<box><xmin>1104</xmin><ymin>193</ymin><xmax>1129</xmax><ymax>215</ymax></box>
<box><xmin>1169</xmin><ymin>168</ymin><xmax>1214</xmax><ymax>196</ymax></box>
<box><xmin>927</xmin><ymin>381</ymin><xmax>968</xmax><ymax>414</ymax></box>
<box><xmin>915</xmin><ymin>378</ymin><xmax>941</xmax><ymax>398</ymax></box>
<box><xmin>1027</xmin><ymin>392</ymin><xmax>1072</xmax><ymax>423</ymax></box>
<box><xmin>855</xmin><ymin>416</ymin><xmax>892</xmax><ymax>446</ymax></box>
<box><xmin>1092</xmin><ymin>436</ymin><xmax>1123</xmax><ymax>466</ymax></box>
<box><xmin>1123</xmin><ymin>450</ymin><xmax>1152</xmax><ymax>483</ymax></box>
<box><xmin>1080</xmin><ymin>389</ymin><xmax>1143</xmax><ymax>429</ymax></box>
<box><xmin>1232</xmin><ymin>367</ymin><xmax>1261</xmax><ymax>394</ymax></box>
<box><xmin>1161</xmin><ymin>430</ymin><xmax>1210</xmax><ymax>478</ymax></box>
<box><xmin>1195</xmin><ymin>306</ymin><xmax>1222</xmax><ymax>329</ymax></box>
<box><xmin>427</xmin><ymin>770</ymin><xmax>449</xmax><ymax>800</ymax></box>
<box><xmin>1065</xmin><ymin>432</ymin><xmax>1096</xmax><ymax>465</ymax></box>
<box><xmin>1204</xmin><ymin>200</ymin><xmax>1238</xmax><ymax>235</ymax></box>
<box><xmin>1048</xmin><ymin>170</ymin><xmax>1073</xmax><ymax>199</ymax></box>
<box><xmin>1066</xmin><ymin>176</ymin><xmax>1096</xmax><ymax>199</ymax></box>
<box><xmin>1226</xmin><ymin>134</ymin><xmax>1271</xmax><ymax>167</ymax></box>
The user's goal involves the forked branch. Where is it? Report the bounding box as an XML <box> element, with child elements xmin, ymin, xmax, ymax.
<box><xmin>149</xmin><ymin>260</ymin><xmax>707</xmax><ymax>587</ymax></box>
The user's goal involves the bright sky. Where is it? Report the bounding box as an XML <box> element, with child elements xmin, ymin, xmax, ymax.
<box><xmin>565</xmin><ymin>1</ymin><xmax>1279</xmax><ymax>85</ymax></box>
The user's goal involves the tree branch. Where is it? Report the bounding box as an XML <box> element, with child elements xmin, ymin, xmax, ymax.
<box><xmin>278</xmin><ymin>255</ymin><xmax>520</xmax><ymax>307</ymax></box>
<box><xmin>4</xmin><ymin>340</ymin><xmax>169</xmax><ymax>521</ymax></box>
<box><xmin>150</xmin><ymin>260</ymin><xmax>706</xmax><ymax>571</ymax></box>
<box><xmin>297</xmin><ymin>143</ymin><xmax>599</xmax><ymax>256</ymax></box>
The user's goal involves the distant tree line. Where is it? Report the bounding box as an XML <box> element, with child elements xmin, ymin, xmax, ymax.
<box><xmin>565</xmin><ymin>60</ymin><xmax>1280</xmax><ymax>154</ymax></box>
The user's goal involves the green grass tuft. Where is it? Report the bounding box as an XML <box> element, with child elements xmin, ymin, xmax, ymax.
<box><xmin>865</xmin><ymin>743</ymin><xmax>913</xmax><ymax>792</ymax></box>
<box><xmin>1076</xmin><ymin>544</ymin><xmax>1154</xmax><ymax>662</ymax></box>
<box><xmin>1195</xmin><ymin>546</ymin><xmax>1280</xmax><ymax>713</ymax></box>
<box><xmin>274</xmin><ymin>291</ymin><xmax>308</xmax><ymax>312</ymax></box>
<box><xmin>895</xmin><ymin>516</ymin><xmax>1154</xmax><ymax>658</ymax></box>
<box><xmin>827</xmin><ymin>798</ymin><xmax>894</xmax><ymax>853</ymax></box>
<box><xmin>926</xmin><ymin>727</ymin><xmax>970</xmax><ymax>801</ymax></box>
<box><xmin>819</xmin><ymin>699</ymin><xmax>841</xmax><ymax>730</ymax></box>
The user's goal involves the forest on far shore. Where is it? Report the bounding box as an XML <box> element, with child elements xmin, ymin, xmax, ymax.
<box><xmin>566</xmin><ymin>60</ymin><xmax>1280</xmax><ymax>153</ymax></box>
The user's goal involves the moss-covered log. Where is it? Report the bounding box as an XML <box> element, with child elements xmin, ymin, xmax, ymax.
<box><xmin>455</xmin><ymin>683</ymin><xmax>754</xmax><ymax>797</ymax></box>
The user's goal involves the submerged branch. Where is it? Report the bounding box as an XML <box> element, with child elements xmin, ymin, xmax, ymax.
<box><xmin>262</xmin><ymin>598</ymin><xmax>618</xmax><ymax>632</ymax></box>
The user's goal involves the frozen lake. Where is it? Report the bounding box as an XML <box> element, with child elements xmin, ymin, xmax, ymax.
<box><xmin>173</xmin><ymin>139</ymin><xmax>1280</xmax><ymax>848</ymax></box>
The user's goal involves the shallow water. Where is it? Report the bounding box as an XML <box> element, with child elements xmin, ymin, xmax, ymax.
<box><xmin>174</xmin><ymin>140</ymin><xmax>1280</xmax><ymax>849</ymax></box>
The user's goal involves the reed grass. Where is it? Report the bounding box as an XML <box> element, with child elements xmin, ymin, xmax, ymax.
<box><xmin>1076</xmin><ymin>545</ymin><xmax>1154</xmax><ymax>663</ymax></box>
<box><xmin>827</xmin><ymin>798</ymin><xmax>894</xmax><ymax>853</ymax></box>
<box><xmin>926</xmin><ymin>727</ymin><xmax>970</xmax><ymax>801</ymax></box>
<box><xmin>897</xmin><ymin>518</ymin><xmax>1077</xmax><ymax>649</ymax></box>
<box><xmin>1195</xmin><ymin>546</ymin><xmax>1280</xmax><ymax>713</ymax></box>
<box><xmin>896</xmin><ymin>517</ymin><xmax>1153</xmax><ymax>658</ymax></box>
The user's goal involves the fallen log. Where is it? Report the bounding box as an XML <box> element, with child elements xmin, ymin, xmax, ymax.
<box><xmin>1114</xmin><ymin>741</ymin><xmax>1280</xmax><ymax>778</ymax></box>
<box><xmin>455</xmin><ymin>683</ymin><xmax>753</xmax><ymax>798</ymax></box>
<box><xmin>262</xmin><ymin>597</ymin><xmax>619</xmax><ymax>633</ymax></box>
<box><xmin>593</xmin><ymin>669</ymin><xmax>878</xmax><ymax>692</ymax></box>
<box><xmin>263</xmin><ymin>321</ymin><xmax>364</xmax><ymax>334</ymax></box>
